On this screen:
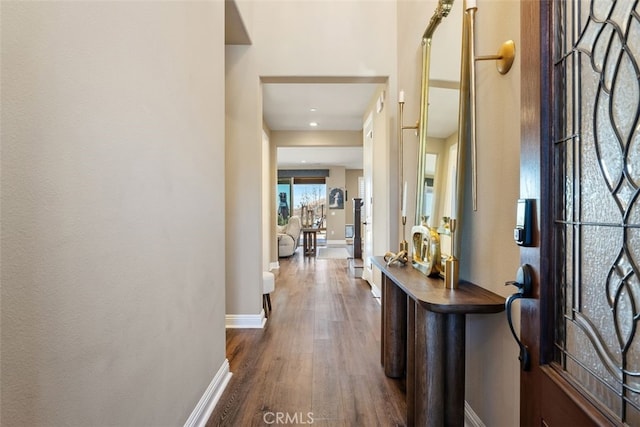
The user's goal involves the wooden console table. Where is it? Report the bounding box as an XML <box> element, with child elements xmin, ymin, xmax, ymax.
<box><xmin>371</xmin><ymin>256</ymin><xmax>505</xmax><ymax>427</ymax></box>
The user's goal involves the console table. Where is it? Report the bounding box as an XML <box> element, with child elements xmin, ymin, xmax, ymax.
<box><xmin>371</xmin><ymin>256</ymin><xmax>505</xmax><ymax>427</ymax></box>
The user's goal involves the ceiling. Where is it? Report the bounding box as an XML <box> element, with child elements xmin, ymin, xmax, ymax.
<box><xmin>277</xmin><ymin>146</ymin><xmax>365</xmax><ymax>170</ymax></box>
<box><xmin>263</xmin><ymin>83</ymin><xmax>380</xmax><ymax>132</ymax></box>
<box><xmin>264</xmin><ymin>82</ymin><xmax>460</xmax><ymax>170</ymax></box>
<box><xmin>264</xmin><ymin>82</ymin><xmax>379</xmax><ymax>170</ymax></box>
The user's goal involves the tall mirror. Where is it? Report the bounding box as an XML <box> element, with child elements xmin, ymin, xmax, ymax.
<box><xmin>411</xmin><ymin>0</ymin><xmax>465</xmax><ymax>277</ymax></box>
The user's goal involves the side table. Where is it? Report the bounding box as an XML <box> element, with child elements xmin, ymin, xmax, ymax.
<box><xmin>302</xmin><ymin>228</ymin><xmax>318</xmax><ymax>256</ymax></box>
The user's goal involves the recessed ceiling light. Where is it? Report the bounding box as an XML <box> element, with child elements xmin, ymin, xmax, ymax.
<box><xmin>309</xmin><ymin>122</ymin><xmax>318</xmax><ymax>127</ymax></box>
<box><xmin>310</xmin><ymin>108</ymin><xmax>317</xmax><ymax>112</ymax></box>
<box><xmin>301</xmin><ymin>160</ymin><xmax>307</xmax><ymax>163</ymax></box>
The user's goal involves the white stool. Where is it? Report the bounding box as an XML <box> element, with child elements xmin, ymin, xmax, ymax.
<box><xmin>263</xmin><ymin>271</ymin><xmax>275</xmax><ymax>317</ymax></box>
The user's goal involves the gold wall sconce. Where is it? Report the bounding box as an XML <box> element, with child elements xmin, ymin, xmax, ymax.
<box><xmin>476</xmin><ymin>39</ymin><xmax>516</xmax><ymax>75</ymax></box>
<box><xmin>466</xmin><ymin>1</ymin><xmax>516</xmax><ymax>211</ymax></box>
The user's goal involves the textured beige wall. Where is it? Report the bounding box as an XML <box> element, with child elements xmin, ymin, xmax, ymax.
<box><xmin>1</xmin><ymin>2</ymin><xmax>227</xmax><ymax>425</ymax></box>
<box><xmin>397</xmin><ymin>0</ymin><xmax>521</xmax><ymax>425</ymax></box>
<box><xmin>460</xmin><ymin>1</ymin><xmax>521</xmax><ymax>425</ymax></box>
<box><xmin>273</xmin><ymin>130</ymin><xmax>362</xmax><ymax>147</ymax></box>
<box><xmin>226</xmin><ymin>1</ymin><xmax>397</xmax><ymax>316</ymax></box>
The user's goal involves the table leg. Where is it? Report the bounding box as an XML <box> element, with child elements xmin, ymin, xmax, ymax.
<box><xmin>445</xmin><ymin>314</ymin><xmax>465</xmax><ymax>426</ymax></box>
<box><xmin>382</xmin><ymin>274</ymin><xmax>407</xmax><ymax>378</ymax></box>
<box><xmin>303</xmin><ymin>232</ymin><xmax>308</xmax><ymax>255</ymax></box>
<box><xmin>381</xmin><ymin>276</ymin><xmax>385</xmax><ymax>366</ymax></box>
<box><xmin>407</xmin><ymin>299</ymin><xmax>416</xmax><ymax>427</ymax></box>
<box><xmin>415</xmin><ymin>309</ymin><xmax>444</xmax><ymax>427</ymax></box>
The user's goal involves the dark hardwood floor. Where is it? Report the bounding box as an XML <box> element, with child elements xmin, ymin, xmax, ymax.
<box><xmin>207</xmin><ymin>247</ymin><xmax>407</xmax><ymax>426</ymax></box>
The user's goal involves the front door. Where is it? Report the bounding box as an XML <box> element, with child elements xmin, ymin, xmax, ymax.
<box><xmin>520</xmin><ymin>1</ymin><xmax>640</xmax><ymax>425</ymax></box>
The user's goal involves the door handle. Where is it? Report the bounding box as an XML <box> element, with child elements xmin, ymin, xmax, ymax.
<box><xmin>505</xmin><ymin>264</ymin><xmax>533</xmax><ymax>371</ymax></box>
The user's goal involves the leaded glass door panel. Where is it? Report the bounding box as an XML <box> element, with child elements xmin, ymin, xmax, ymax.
<box><xmin>520</xmin><ymin>0</ymin><xmax>640</xmax><ymax>425</ymax></box>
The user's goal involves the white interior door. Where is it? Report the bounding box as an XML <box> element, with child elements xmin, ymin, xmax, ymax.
<box><xmin>362</xmin><ymin>114</ymin><xmax>374</xmax><ymax>285</ymax></box>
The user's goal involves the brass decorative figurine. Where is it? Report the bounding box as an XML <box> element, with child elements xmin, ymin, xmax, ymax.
<box><xmin>400</xmin><ymin>215</ymin><xmax>408</xmax><ymax>254</ymax></box>
<box><xmin>444</xmin><ymin>219</ymin><xmax>459</xmax><ymax>289</ymax></box>
<box><xmin>384</xmin><ymin>214</ymin><xmax>409</xmax><ymax>266</ymax></box>
<box><xmin>384</xmin><ymin>246</ymin><xmax>408</xmax><ymax>266</ymax></box>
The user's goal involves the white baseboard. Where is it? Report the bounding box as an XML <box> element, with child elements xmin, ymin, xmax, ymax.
<box><xmin>464</xmin><ymin>401</ymin><xmax>486</xmax><ymax>427</ymax></box>
<box><xmin>269</xmin><ymin>261</ymin><xmax>280</xmax><ymax>270</ymax></box>
<box><xmin>184</xmin><ymin>359</ymin><xmax>232</xmax><ymax>427</ymax></box>
<box><xmin>369</xmin><ymin>283</ymin><xmax>381</xmax><ymax>298</ymax></box>
<box><xmin>225</xmin><ymin>311</ymin><xmax>266</xmax><ymax>328</ymax></box>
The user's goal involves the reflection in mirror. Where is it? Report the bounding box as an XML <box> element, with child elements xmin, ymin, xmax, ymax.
<box><xmin>410</xmin><ymin>0</ymin><xmax>464</xmax><ymax>278</ymax></box>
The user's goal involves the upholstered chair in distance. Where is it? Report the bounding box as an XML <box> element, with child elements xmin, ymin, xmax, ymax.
<box><xmin>277</xmin><ymin>216</ymin><xmax>301</xmax><ymax>257</ymax></box>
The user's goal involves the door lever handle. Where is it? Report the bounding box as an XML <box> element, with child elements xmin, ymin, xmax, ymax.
<box><xmin>505</xmin><ymin>264</ymin><xmax>533</xmax><ymax>371</ymax></box>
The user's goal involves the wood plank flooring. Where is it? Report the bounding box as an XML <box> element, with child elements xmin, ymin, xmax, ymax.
<box><xmin>207</xmin><ymin>248</ymin><xmax>407</xmax><ymax>426</ymax></box>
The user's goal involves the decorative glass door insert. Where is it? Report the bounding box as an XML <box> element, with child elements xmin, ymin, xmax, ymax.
<box><xmin>553</xmin><ymin>0</ymin><xmax>640</xmax><ymax>423</ymax></box>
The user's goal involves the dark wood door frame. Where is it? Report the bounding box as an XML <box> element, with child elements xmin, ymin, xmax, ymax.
<box><xmin>519</xmin><ymin>0</ymin><xmax>545</xmax><ymax>420</ymax></box>
<box><xmin>520</xmin><ymin>1</ymin><xmax>624</xmax><ymax>425</ymax></box>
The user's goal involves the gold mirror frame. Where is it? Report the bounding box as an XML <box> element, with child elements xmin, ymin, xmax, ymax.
<box><xmin>411</xmin><ymin>0</ymin><xmax>467</xmax><ymax>278</ymax></box>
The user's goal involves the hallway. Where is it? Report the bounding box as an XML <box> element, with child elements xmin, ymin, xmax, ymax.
<box><xmin>207</xmin><ymin>251</ymin><xmax>407</xmax><ymax>426</ymax></box>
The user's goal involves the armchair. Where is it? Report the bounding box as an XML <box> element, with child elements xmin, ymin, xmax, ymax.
<box><xmin>277</xmin><ymin>216</ymin><xmax>302</xmax><ymax>257</ymax></box>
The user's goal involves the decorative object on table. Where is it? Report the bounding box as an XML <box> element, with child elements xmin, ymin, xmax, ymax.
<box><xmin>411</xmin><ymin>220</ymin><xmax>442</xmax><ymax>276</ymax></box>
<box><xmin>328</xmin><ymin>187</ymin><xmax>344</xmax><ymax>209</ymax></box>
<box><xmin>300</xmin><ymin>205</ymin><xmax>307</xmax><ymax>227</ymax></box>
<box><xmin>384</xmin><ymin>181</ymin><xmax>409</xmax><ymax>266</ymax></box>
<box><xmin>306</xmin><ymin>208</ymin><xmax>314</xmax><ymax>229</ymax></box>
<box><xmin>384</xmin><ymin>248</ymin><xmax>409</xmax><ymax>266</ymax></box>
<box><xmin>444</xmin><ymin>218</ymin><xmax>459</xmax><ymax>289</ymax></box>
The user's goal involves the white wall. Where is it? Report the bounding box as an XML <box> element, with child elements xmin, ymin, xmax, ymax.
<box><xmin>1</xmin><ymin>2</ymin><xmax>227</xmax><ymax>425</ymax></box>
<box><xmin>397</xmin><ymin>1</ymin><xmax>521</xmax><ymax>426</ymax></box>
<box><xmin>226</xmin><ymin>1</ymin><xmax>397</xmax><ymax>316</ymax></box>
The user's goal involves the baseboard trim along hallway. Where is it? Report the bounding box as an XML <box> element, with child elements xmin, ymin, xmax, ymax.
<box><xmin>465</xmin><ymin>401</ymin><xmax>487</xmax><ymax>427</ymax></box>
<box><xmin>184</xmin><ymin>359</ymin><xmax>232</xmax><ymax>427</ymax></box>
<box><xmin>225</xmin><ymin>312</ymin><xmax>266</xmax><ymax>328</ymax></box>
